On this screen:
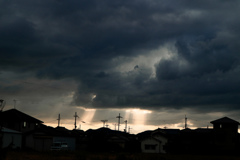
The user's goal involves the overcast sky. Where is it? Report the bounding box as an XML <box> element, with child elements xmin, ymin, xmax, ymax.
<box><xmin>1</xmin><ymin>0</ymin><xmax>240</xmax><ymax>133</ymax></box>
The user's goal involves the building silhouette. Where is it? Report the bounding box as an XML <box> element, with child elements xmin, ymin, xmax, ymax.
<box><xmin>1</xmin><ymin>108</ymin><xmax>240</xmax><ymax>155</ymax></box>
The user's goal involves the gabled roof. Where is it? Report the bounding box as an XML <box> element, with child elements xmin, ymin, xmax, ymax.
<box><xmin>2</xmin><ymin>109</ymin><xmax>43</xmax><ymax>123</ymax></box>
<box><xmin>141</xmin><ymin>135</ymin><xmax>163</xmax><ymax>143</ymax></box>
<box><xmin>210</xmin><ymin>117</ymin><xmax>240</xmax><ymax>125</ymax></box>
<box><xmin>137</xmin><ymin>128</ymin><xmax>180</xmax><ymax>140</ymax></box>
<box><xmin>151</xmin><ymin>128</ymin><xmax>167</xmax><ymax>137</ymax></box>
<box><xmin>108</xmin><ymin>134</ymin><xmax>129</xmax><ymax>142</ymax></box>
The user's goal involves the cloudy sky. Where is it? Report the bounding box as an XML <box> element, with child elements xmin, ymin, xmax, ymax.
<box><xmin>1</xmin><ymin>0</ymin><xmax>240</xmax><ymax>133</ymax></box>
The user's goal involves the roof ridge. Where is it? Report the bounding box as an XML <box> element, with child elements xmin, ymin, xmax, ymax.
<box><xmin>210</xmin><ymin>116</ymin><xmax>240</xmax><ymax>124</ymax></box>
<box><xmin>3</xmin><ymin>108</ymin><xmax>43</xmax><ymax>123</ymax></box>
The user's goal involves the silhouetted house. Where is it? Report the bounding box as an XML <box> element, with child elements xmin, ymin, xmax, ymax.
<box><xmin>107</xmin><ymin>134</ymin><xmax>129</xmax><ymax>150</ymax></box>
<box><xmin>85</xmin><ymin>128</ymin><xmax>123</xmax><ymax>151</ymax></box>
<box><xmin>172</xmin><ymin>128</ymin><xmax>214</xmax><ymax>154</ymax></box>
<box><xmin>211</xmin><ymin>117</ymin><xmax>239</xmax><ymax>133</ymax></box>
<box><xmin>138</xmin><ymin>128</ymin><xmax>179</xmax><ymax>154</ymax></box>
<box><xmin>71</xmin><ymin>129</ymin><xmax>86</xmax><ymax>150</ymax></box>
<box><xmin>1</xmin><ymin>109</ymin><xmax>43</xmax><ymax>133</ymax></box>
<box><xmin>210</xmin><ymin>117</ymin><xmax>240</xmax><ymax>153</ymax></box>
<box><xmin>85</xmin><ymin>127</ymin><xmax>112</xmax><ymax>151</ymax></box>
<box><xmin>172</xmin><ymin>117</ymin><xmax>240</xmax><ymax>154</ymax></box>
<box><xmin>25</xmin><ymin>126</ymin><xmax>76</xmax><ymax>151</ymax></box>
<box><xmin>140</xmin><ymin>129</ymin><xmax>168</xmax><ymax>153</ymax></box>
<box><xmin>107</xmin><ymin>133</ymin><xmax>139</xmax><ymax>152</ymax></box>
<box><xmin>53</xmin><ymin>127</ymin><xmax>76</xmax><ymax>151</ymax></box>
<box><xmin>85</xmin><ymin>127</ymin><xmax>138</xmax><ymax>152</ymax></box>
<box><xmin>1</xmin><ymin>127</ymin><xmax>22</xmax><ymax>149</ymax></box>
<box><xmin>193</xmin><ymin>128</ymin><xmax>214</xmax><ymax>153</ymax></box>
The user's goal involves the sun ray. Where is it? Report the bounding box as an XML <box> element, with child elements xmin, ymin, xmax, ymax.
<box><xmin>125</xmin><ymin>108</ymin><xmax>152</xmax><ymax>125</ymax></box>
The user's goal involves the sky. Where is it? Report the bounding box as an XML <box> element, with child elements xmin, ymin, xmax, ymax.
<box><xmin>1</xmin><ymin>0</ymin><xmax>240</xmax><ymax>134</ymax></box>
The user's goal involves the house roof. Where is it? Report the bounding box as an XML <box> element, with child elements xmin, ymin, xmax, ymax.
<box><xmin>1</xmin><ymin>109</ymin><xmax>43</xmax><ymax>123</ymax></box>
<box><xmin>108</xmin><ymin>134</ymin><xmax>129</xmax><ymax>142</ymax></box>
<box><xmin>210</xmin><ymin>117</ymin><xmax>240</xmax><ymax>125</ymax></box>
<box><xmin>194</xmin><ymin>128</ymin><xmax>213</xmax><ymax>133</ymax></box>
<box><xmin>85</xmin><ymin>127</ymin><xmax>135</xmax><ymax>141</ymax></box>
<box><xmin>141</xmin><ymin>136</ymin><xmax>163</xmax><ymax>143</ymax></box>
<box><xmin>25</xmin><ymin>125</ymin><xmax>74</xmax><ymax>137</ymax></box>
<box><xmin>137</xmin><ymin>128</ymin><xmax>180</xmax><ymax>140</ymax></box>
<box><xmin>151</xmin><ymin>128</ymin><xmax>167</xmax><ymax>136</ymax></box>
<box><xmin>1</xmin><ymin>127</ymin><xmax>22</xmax><ymax>134</ymax></box>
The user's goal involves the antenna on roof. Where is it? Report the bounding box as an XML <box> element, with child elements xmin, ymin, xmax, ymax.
<box><xmin>13</xmin><ymin>99</ymin><xmax>17</xmax><ymax>109</ymax></box>
<box><xmin>185</xmin><ymin>115</ymin><xmax>188</xmax><ymax>129</ymax></box>
<box><xmin>57</xmin><ymin>114</ymin><xmax>61</xmax><ymax>127</ymax></box>
<box><xmin>101</xmin><ymin>120</ymin><xmax>108</xmax><ymax>127</ymax></box>
<box><xmin>0</xmin><ymin>99</ymin><xmax>6</xmax><ymax>112</ymax></box>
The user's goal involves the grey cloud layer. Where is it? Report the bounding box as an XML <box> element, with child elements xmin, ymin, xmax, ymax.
<box><xmin>1</xmin><ymin>0</ymin><xmax>240</xmax><ymax>112</ymax></box>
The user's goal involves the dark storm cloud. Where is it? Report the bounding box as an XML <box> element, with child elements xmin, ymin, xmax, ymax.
<box><xmin>1</xmin><ymin>0</ymin><xmax>240</xmax><ymax>113</ymax></box>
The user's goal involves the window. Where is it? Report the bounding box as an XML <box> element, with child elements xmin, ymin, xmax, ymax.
<box><xmin>23</xmin><ymin>121</ymin><xmax>27</xmax><ymax>128</ymax></box>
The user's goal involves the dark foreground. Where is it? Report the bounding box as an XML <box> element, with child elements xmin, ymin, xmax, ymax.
<box><xmin>2</xmin><ymin>151</ymin><xmax>240</xmax><ymax>160</ymax></box>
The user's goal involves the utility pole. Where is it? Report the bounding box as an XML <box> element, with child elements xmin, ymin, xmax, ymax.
<box><xmin>101</xmin><ymin>120</ymin><xmax>108</xmax><ymax>127</ymax></box>
<box><xmin>74</xmin><ymin>112</ymin><xmax>79</xmax><ymax>129</ymax></box>
<box><xmin>0</xmin><ymin>99</ymin><xmax>6</xmax><ymax>112</ymax></box>
<box><xmin>116</xmin><ymin>113</ymin><xmax>122</xmax><ymax>131</ymax></box>
<box><xmin>113</xmin><ymin>124</ymin><xmax>116</xmax><ymax>130</ymax></box>
<box><xmin>57</xmin><ymin>114</ymin><xmax>60</xmax><ymax>127</ymax></box>
<box><xmin>185</xmin><ymin>115</ymin><xmax>188</xmax><ymax>129</ymax></box>
<box><xmin>128</xmin><ymin>126</ymin><xmax>132</xmax><ymax>134</ymax></box>
<box><xmin>124</xmin><ymin>120</ymin><xmax>128</xmax><ymax>132</ymax></box>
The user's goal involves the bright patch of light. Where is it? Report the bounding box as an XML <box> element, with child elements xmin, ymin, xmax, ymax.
<box><xmin>129</xmin><ymin>124</ymin><xmax>157</xmax><ymax>134</ymax></box>
<box><xmin>92</xmin><ymin>94</ymin><xmax>96</xmax><ymax>101</ymax></box>
<box><xmin>125</xmin><ymin>108</ymin><xmax>152</xmax><ymax>126</ymax></box>
<box><xmin>77</xmin><ymin>106</ymin><xmax>96</xmax><ymax>112</ymax></box>
<box><xmin>66</xmin><ymin>92</ymin><xmax>75</xmax><ymax>98</ymax></box>
<box><xmin>125</xmin><ymin>108</ymin><xmax>152</xmax><ymax>114</ymax></box>
<box><xmin>112</xmin><ymin>42</ymin><xmax>176</xmax><ymax>76</ymax></box>
<box><xmin>81</xmin><ymin>109</ymin><xmax>96</xmax><ymax>123</ymax></box>
<box><xmin>71</xmin><ymin>106</ymin><xmax>97</xmax><ymax>130</ymax></box>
